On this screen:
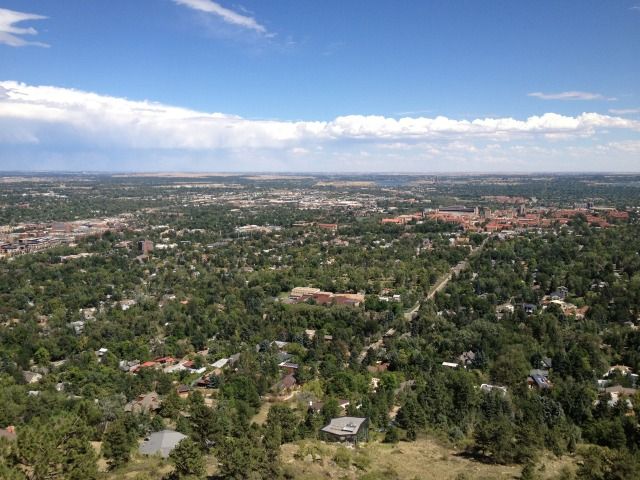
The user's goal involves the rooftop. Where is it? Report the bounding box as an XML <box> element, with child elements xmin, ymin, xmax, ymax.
<box><xmin>139</xmin><ymin>430</ymin><xmax>187</xmax><ymax>458</ymax></box>
<box><xmin>320</xmin><ymin>416</ymin><xmax>368</xmax><ymax>436</ymax></box>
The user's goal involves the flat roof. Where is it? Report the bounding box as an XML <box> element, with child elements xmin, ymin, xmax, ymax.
<box><xmin>320</xmin><ymin>417</ymin><xmax>367</xmax><ymax>436</ymax></box>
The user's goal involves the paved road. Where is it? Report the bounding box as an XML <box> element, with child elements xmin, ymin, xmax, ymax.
<box><xmin>414</xmin><ymin>237</ymin><xmax>490</xmax><ymax>310</ymax></box>
<box><xmin>403</xmin><ymin>301</ymin><xmax>421</xmax><ymax>321</ymax></box>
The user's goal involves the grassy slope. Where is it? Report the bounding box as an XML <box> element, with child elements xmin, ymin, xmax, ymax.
<box><xmin>281</xmin><ymin>437</ymin><xmax>577</xmax><ymax>480</ymax></box>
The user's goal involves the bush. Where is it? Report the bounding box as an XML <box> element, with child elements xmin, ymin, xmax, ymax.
<box><xmin>384</xmin><ymin>427</ymin><xmax>399</xmax><ymax>444</ymax></box>
<box><xmin>333</xmin><ymin>446</ymin><xmax>351</xmax><ymax>468</ymax></box>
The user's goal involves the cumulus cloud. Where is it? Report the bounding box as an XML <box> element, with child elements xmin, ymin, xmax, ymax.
<box><xmin>0</xmin><ymin>8</ymin><xmax>48</xmax><ymax>47</ymax></box>
<box><xmin>528</xmin><ymin>91</ymin><xmax>616</xmax><ymax>101</ymax></box>
<box><xmin>173</xmin><ymin>0</ymin><xmax>271</xmax><ymax>36</ymax></box>
<box><xmin>0</xmin><ymin>81</ymin><xmax>638</xmax><ymax>153</ymax></box>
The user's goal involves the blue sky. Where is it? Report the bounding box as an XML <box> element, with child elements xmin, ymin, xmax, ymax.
<box><xmin>0</xmin><ymin>0</ymin><xmax>639</xmax><ymax>172</ymax></box>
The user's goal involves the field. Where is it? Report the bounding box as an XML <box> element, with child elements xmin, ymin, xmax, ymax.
<box><xmin>280</xmin><ymin>437</ymin><xmax>577</xmax><ymax>480</ymax></box>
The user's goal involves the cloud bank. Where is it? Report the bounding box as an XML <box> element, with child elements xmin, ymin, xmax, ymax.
<box><xmin>0</xmin><ymin>81</ymin><xmax>639</xmax><ymax>172</ymax></box>
<box><xmin>0</xmin><ymin>8</ymin><xmax>48</xmax><ymax>47</ymax></box>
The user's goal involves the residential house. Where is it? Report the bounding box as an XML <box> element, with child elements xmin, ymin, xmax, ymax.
<box><xmin>320</xmin><ymin>417</ymin><xmax>369</xmax><ymax>445</ymax></box>
<box><xmin>211</xmin><ymin>358</ymin><xmax>230</xmax><ymax>370</ymax></box>
<box><xmin>176</xmin><ymin>384</ymin><xmax>191</xmax><ymax>399</ymax></box>
<box><xmin>528</xmin><ymin>371</ymin><xmax>552</xmax><ymax>390</ymax></box>
<box><xmin>124</xmin><ymin>392</ymin><xmax>161</xmax><ymax>414</ymax></box>
<box><xmin>274</xmin><ymin>374</ymin><xmax>298</xmax><ymax>395</ymax></box>
<box><xmin>22</xmin><ymin>371</ymin><xmax>42</xmax><ymax>384</ymax></box>
<box><xmin>279</xmin><ymin>361</ymin><xmax>299</xmax><ymax>374</ymax></box>
<box><xmin>139</xmin><ymin>430</ymin><xmax>186</xmax><ymax>458</ymax></box>
<box><xmin>549</xmin><ymin>286</ymin><xmax>569</xmax><ymax>300</ymax></box>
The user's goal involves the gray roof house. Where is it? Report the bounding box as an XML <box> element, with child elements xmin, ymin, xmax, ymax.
<box><xmin>320</xmin><ymin>416</ymin><xmax>369</xmax><ymax>445</ymax></box>
<box><xmin>139</xmin><ymin>430</ymin><xmax>187</xmax><ymax>458</ymax></box>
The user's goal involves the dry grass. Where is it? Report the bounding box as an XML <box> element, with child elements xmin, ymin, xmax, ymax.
<box><xmin>102</xmin><ymin>454</ymin><xmax>172</xmax><ymax>479</ymax></box>
<box><xmin>280</xmin><ymin>436</ymin><xmax>577</xmax><ymax>480</ymax></box>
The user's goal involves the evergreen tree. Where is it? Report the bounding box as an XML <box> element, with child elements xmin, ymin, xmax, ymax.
<box><xmin>102</xmin><ymin>419</ymin><xmax>135</xmax><ymax>469</ymax></box>
<box><xmin>170</xmin><ymin>438</ymin><xmax>205</xmax><ymax>479</ymax></box>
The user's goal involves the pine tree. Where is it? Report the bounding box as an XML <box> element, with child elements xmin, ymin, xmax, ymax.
<box><xmin>16</xmin><ymin>414</ymin><xmax>98</xmax><ymax>480</ymax></box>
<box><xmin>170</xmin><ymin>438</ymin><xmax>205</xmax><ymax>479</ymax></box>
<box><xmin>102</xmin><ymin>419</ymin><xmax>135</xmax><ymax>469</ymax></box>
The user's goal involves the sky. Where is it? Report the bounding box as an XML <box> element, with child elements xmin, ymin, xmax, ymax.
<box><xmin>0</xmin><ymin>0</ymin><xmax>639</xmax><ymax>173</ymax></box>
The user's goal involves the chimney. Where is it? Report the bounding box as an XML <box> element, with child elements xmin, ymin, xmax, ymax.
<box><xmin>7</xmin><ymin>425</ymin><xmax>15</xmax><ymax>433</ymax></box>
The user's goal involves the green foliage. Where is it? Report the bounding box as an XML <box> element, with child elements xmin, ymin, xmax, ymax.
<box><xmin>384</xmin><ymin>427</ymin><xmax>399</xmax><ymax>444</ymax></box>
<box><xmin>102</xmin><ymin>419</ymin><xmax>136</xmax><ymax>469</ymax></box>
<box><xmin>576</xmin><ymin>445</ymin><xmax>640</xmax><ymax>480</ymax></box>
<box><xmin>14</xmin><ymin>414</ymin><xmax>97</xmax><ymax>480</ymax></box>
<box><xmin>169</xmin><ymin>438</ymin><xmax>205</xmax><ymax>479</ymax></box>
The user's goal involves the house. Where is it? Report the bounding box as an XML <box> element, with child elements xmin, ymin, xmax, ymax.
<box><xmin>279</xmin><ymin>361</ymin><xmax>299</xmax><ymax>374</ymax></box>
<box><xmin>304</xmin><ymin>398</ymin><xmax>324</xmax><ymax>413</ymax></box>
<box><xmin>163</xmin><ymin>363</ymin><xmax>187</xmax><ymax>374</ymax></box>
<box><xmin>211</xmin><ymin>358</ymin><xmax>229</xmax><ymax>369</ymax></box>
<box><xmin>135</xmin><ymin>360</ymin><xmax>158</xmax><ymax>371</ymax></box>
<box><xmin>606</xmin><ymin>365</ymin><xmax>634</xmax><ymax>377</ymax></box>
<box><xmin>139</xmin><ymin>430</ymin><xmax>187</xmax><ymax>458</ymax></box>
<box><xmin>540</xmin><ymin>357</ymin><xmax>553</xmax><ymax>369</ymax></box>
<box><xmin>290</xmin><ymin>287</ymin><xmax>322</xmax><ymax>298</ymax></box>
<box><xmin>22</xmin><ymin>371</ymin><xmax>42</xmax><ymax>384</ymax></box>
<box><xmin>496</xmin><ymin>303</ymin><xmax>515</xmax><ymax>320</ymax></box>
<box><xmin>320</xmin><ymin>417</ymin><xmax>369</xmax><ymax>445</ymax></box>
<box><xmin>154</xmin><ymin>356</ymin><xmax>176</xmax><ymax>365</ymax></box>
<box><xmin>549</xmin><ymin>286</ymin><xmax>569</xmax><ymax>300</ymax></box>
<box><xmin>528</xmin><ymin>373</ymin><xmax>552</xmax><ymax>390</ymax></box>
<box><xmin>598</xmin><ymin>385</ymin><xmax>637</xmax><ymax>409</ymax></box>
<box><xmin>522</xmin><ymin>303</ymin><xmax>537</xmax><ymax>315</ymax></box>
<box><xmin>442</xmin><ymin>362</ymin><xmax>459</xmax><ymax>369</ymax></box>
<box><xmin>271</xmin><ymin>340</ymin><xmax>289</xmax><ymax>350</ymax></box>
<box><xmin>124</xmin><ymin>392</ymin><xmax>161</xmax><ymax>414</ymax></box>
<box><xmin>176</xmin><ymin>384</ymin><xmax>191</xmax><ymax>399</ymax></box>
<box><xmin>275</xmin><ymin>374</ymin><xmax>297</xmax><ymax>394</ymax></box>
<box><xmin>605</xmin><ymin>365</ymin><xmax>639</xmax><ymax>385</ymax></box>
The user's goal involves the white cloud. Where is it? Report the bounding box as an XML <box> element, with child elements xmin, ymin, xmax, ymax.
<box><xmin>173</xmin><ymin>0</ymin><xmax>271</xmax><ymax>36</ymax></box>
<box><xmin>609</xmin><ymin>108</ymin><xmax>640</xmax><ymax>115</ymax></box>
<box><xmin>528</xmin><ymin>91</ymin><xmax>616</xmax><ymax>101</ymax></box>
<box><xmin>0</xmin><ymin>8</ymin><xmax>48</xmax><ymax>47</ymax></box>
<box><xmin>0</xmin><ymin>81</ymin><xmax>638</xmax><ymax>153</ymax></box>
